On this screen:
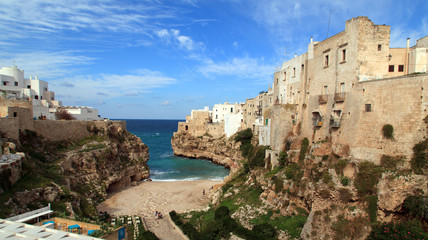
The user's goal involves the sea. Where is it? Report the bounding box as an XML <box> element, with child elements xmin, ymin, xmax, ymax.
<box><xmin>123</xmin><ymin>119</ymin><xmax>230</xmax><ymax>181</ymax></box>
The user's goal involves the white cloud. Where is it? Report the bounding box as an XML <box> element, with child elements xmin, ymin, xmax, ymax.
<box><xmin>155</xmin><ymin>28</ymin><xmax>203</xmax><ymax>51</ymax></box>
<box><xmin>53</xmin><ymin>69</ymin><xmax>176</xmax><ymax>104</ymax></box>
<box><xmin>160</xmin><ymin>100</ymin><xmax>170</xmax><ymax>106</ymax></box>
<box><xmin>0</xmin><ymin>51</ymin><xmax>94</xmax><ymax>78</ymax></box>
<box><xmin>198</xmin><ymin>56</ymin><xmax>274</xmax><ymax>82</ymax></box>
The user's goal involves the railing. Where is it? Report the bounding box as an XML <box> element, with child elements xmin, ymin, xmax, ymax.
<box><xmin>318</xmin><ymin>95</ymin><xmax>327</xmax><ymax>104</ymax></box>
<box><xmin>334</xmin><ymin>92</ymin><xmax>346</xmax><ymax>102</ymax></box>
<box><xmin>330</xmin><ymin>120</ymin><xmax>341</xmax><ymax>128</ymax></box>
<box><xmin>312</xmin><ymin>117</ymin><xmax>323</xmax><ymax>127</ymax></box>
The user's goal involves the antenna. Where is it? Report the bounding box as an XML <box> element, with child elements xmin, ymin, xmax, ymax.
<box><xmin>326</xmin><ymin>10</ymin><xmax>333</xmax><ymax>39</ymax></box>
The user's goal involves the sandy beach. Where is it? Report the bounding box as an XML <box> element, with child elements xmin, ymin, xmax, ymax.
<box><xmin>97</xmin><ymin>180</ymin><xmax>222</xmax><ymax>239</ymax></box>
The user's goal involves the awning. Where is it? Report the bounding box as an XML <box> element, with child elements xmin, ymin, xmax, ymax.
<box><xmin>311</xmin><ymin>110</ymin><xmax>323</xmax><ymax>117</ymax></box>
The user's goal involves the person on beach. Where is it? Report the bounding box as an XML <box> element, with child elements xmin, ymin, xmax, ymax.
<box><xmin>155</xmin><ymin>211</ymin><xmax>158</xmax><ymax>220</ymax></box>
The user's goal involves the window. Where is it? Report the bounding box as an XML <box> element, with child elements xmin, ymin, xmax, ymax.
<box><xmin>342</xmin><ymin>49</ymin><xmax>346</xmax><ymax>62</ymax></box>
<box><xmin>325</xmin><ymin>55</ymin><xmax>329</xmax><ymax>67</ymax></box>
<box><xmin>378</xmin><ymin>44</ymin><xmax>382</xmax><ymax>51</ymax></box>
<box><xmin>276</xmin><ymin>78</ymin><xmax>278</xmax><ymax>84</ymax></box>
<box><xmin>230</xmin><ymin>108</ymin><xmax>233</xmax><ymax>113</ymax></box>
<box><xmin>324</xmin><ymin>85</ymin><xmax>328</xmax><ymax>95</ymax></box>
<box><xmin>44</xmin><ymin>87</ymin><xmax>48</xmax><ymax>91</ymax></box>
<box><xmin>185</xmin><ymin>125</ymin><xmax>188</xmax><ymax>130</ymax></box>
<box><xmin>2</xmin><ymin>82</ymin><xmax>6</xmax><ymax>86</ymax></box>
<box><xmin>388</xmin><ymin>65</ymin><xmax>395</xmax><ymax>72</ymax></box>
<box><xmin>340</xmin><ymin>82</ymin><xmax>345</xmax><ymax>93</ymax></box>
<box><xmin>13</xmin><ymin>112</ymin><xmax>17</xmax><ymax>117</ymax></box>
<box><xmin>216</xmin><ymin>114</ymin><xmax>218</xmax><ymax>119</ymax></box>
<box><xmin>35</xmin><ymin>95</ymin><xmax>38</xmax><ymax>100</ymax></box>
<box><xmin>293</xmin><ymin>68</ymin><xmax>296</xmax><ymax>77</ymax></box>
<box><xmin>301</xmin><ymin>64</ymin><xmax>304</xmax><ymax>72</ymax></box>
<box><xmin>365</xmin><ymin>104</ymin><xmax>372</xmax><ymax>112</ymax></box>
<box><xmin>398</xmin><ymin>65</ymin><xmax>404</xmax><ymax>72</ymax></box>
<box><xmin>14</xmin><ymin>82</ymin><xmax>18</xmax><ymax>86</ymax></box>
<box><xmin>27</xmin><ymin>85</ymin><xmax>31</xmax><ymax>89</ymax></box>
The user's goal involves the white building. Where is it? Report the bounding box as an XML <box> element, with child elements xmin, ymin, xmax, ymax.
<box><xmin>212</xmin><ymin>102</ymin><xmax>244</xmax><ymax>137</ymax></box>
<box><xmin>0</xmin><ymin>65</ymin><xmax>101</xmax><ymax>121</ymax></box>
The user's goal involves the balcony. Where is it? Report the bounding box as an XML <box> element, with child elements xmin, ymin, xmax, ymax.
<box><xmin>334</xmin><ymin>92</ymin><xmax>346</xmax><ymax>102</ymax></box>
<box><xmin>318</xmin><ymin>95</ymin><xmax>327</xmax><ymax>104</ymax></box>
<box><xmin>330</xmin><ymin>119</ymin><xmax>341</xmax><ymax>128</ymax></box>
<box><xmin>312</xmin><ymin>117</ymin><xmax>323</xmax><ymax>127</ymax></box>
<box><xmin>312</xmin><ymin>110</ymin><xmax>323</xmax><ymax>127</ymax></box>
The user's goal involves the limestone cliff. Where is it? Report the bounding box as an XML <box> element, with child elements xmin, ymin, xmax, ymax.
<box><xmin>177</xmin><ymin>129</ymin><xmax>427</xmax><ymax>239</ymax></box>
<box><xmin>0</xmin><ymin>122</ymin><xmax>149</xmax><ymax>219</ymax></box>
<box><xmin>171</xmin><ymin>132</ymin><xmax>243</xmax><ymax>169</ymax></box>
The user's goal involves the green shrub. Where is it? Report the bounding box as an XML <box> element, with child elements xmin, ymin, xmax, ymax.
<box><xmin>382</xmin><ymin>124</ymin><xmax>394</xmax><ymax>139</ymax></box>
<box><xmin>285</xmin><ymin>163</ymin><xmax>303</xmax><ymax>184</ymax></box>
<box><xmin>234</xmin><ymin>128</ymin><xmax>253</xmax><ymax>143</ymax></box>
<box><xmin>367</xmin><ymin>195</ymin><xmax>378</xmax><ymax>223</ymax></box>
<box><xmin>367</xmin><ymin>221</ymin><xmax>428</xmax><ymax>240</ymax></box>
<box><xmin>299</xmin><ymin>138</ymin><xmax>310</xmax><ymax>163</ymax></box>
<box><xmin>248</xmin><ymin>146</ymin><xmax>268</xmax><ymax>169</ymax></box>
<box><xmin>411</xmin><ymin>139</ymin><xmax>428</xmax><ymax>174</ymax></box>
<box><xmin>380</xmin><ymin>155</ymin><xmax>404</xmax><ymax>170</ymax></box>
<box><xmin>355</xmin><ymin>161</ymin><xmax>382</xmax><ymax>196</ymax></box>
<box><xmin>334</xmin><ymin>159</ymin><xmax>349</xmax><ymax>175</ymax></box>
<box><xmin>169</xmin><ymin>211</ymin><xmax>183</xmax><ymax>226</ymax></box>
<box><xmin>402</xmin><ymin>195</ymin><xmax>428</xmax><ymax>221</ymax></box>
<box><xmin>340</xmin><ymin>176</ymin><xmax>349</xmax><ymax>186</ymax></box>
<box><xmin>278</xmin><ymin>151</ymin><xmax>287</xmax><ymax>166</ymax></box>
<box><xmin>322</xmin><ymin>172</ymin><xmax>333</xmax><ymax>184</ymax></box>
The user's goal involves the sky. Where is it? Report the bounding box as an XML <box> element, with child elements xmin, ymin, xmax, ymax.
<box><xmin>0</xmin><ymin>0</ymin><xmax>427</xmax><ymax>119</ymax></box>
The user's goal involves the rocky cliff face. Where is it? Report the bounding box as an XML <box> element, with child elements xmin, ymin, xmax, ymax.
<box><xmin>0</xmin><ymin>122</ymin><xmax>149</xmax><ymax>219</ymax></box>
<box><xmin>171</xmin><ymin>132</ymin><xmax>243</xmax><ymax>170</ymax></box>
<box><xmin>180</xmin><ymin>130</ymin><xmax>427</xmax><ymax>239</ymax></box>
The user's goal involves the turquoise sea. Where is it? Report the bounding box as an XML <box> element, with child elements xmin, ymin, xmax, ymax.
<box><xmin>123</xmin><ymin>119</ymin><xmax>230</xmax><ymax>181</ymax></box>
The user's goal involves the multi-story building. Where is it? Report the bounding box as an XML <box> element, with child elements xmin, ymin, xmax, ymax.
<box><xmin>0</xmin><ymin>66</ymin><xmax>101</xmax><ymax>121</ymax></box>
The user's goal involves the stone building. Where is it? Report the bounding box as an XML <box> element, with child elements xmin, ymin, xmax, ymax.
<box><xmin>0</xmin><ymin>65</ymin><xmax>101</xmax><ymax>120</ymax></box>
<box><xmin>262</xmin><ymin>16</ymin><xmax>428</xmax><ymax>164</ymax></box>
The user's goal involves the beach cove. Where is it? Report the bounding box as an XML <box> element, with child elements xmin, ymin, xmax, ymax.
<box><xmin>97</xmin><ymin>180</ymin><xmax>223</xmax><ymax>239</ymax></box>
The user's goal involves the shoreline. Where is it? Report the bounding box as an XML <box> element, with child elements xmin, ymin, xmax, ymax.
<box><xmin>97</xmin><ymin>180</ymin><xmax>222</xmax><ymax>239</ymax></box>
<box><xmin>97</xmin><ymin>180</ymin><xmax>223</xmax><ymax>216</ymax></box>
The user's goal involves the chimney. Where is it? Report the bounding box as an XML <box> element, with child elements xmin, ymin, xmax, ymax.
<box><xmin>406</xmin><ymin>38</ymin><xmax>410</xmax><ymax>49</ymax></box>
<box><xmin>311</xmin><ymin>36</ymin><xmax>313</xmax><ymax>43</ymax></box>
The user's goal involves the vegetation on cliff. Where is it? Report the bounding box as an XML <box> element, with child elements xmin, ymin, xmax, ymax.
<box><xmin>0</xmin><ymin>123</ymin><xmax>149</xmax><ymax>224</ymax></box>
<box><xmin>172</xmin><ymin>126</ymin><xmax>427</xmax><ymax>240</ymax></box>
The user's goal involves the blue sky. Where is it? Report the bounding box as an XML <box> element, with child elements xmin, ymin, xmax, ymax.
<box><xmin>0</xmin><ymin>0</ymin><xmax>427</xmax><ymax>119</ymax></box>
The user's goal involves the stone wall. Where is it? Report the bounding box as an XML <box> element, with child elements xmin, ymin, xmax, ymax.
<box><xmin>301</xmin><ymin>73</ymin><xmax>428</xmax><ymax>163</ymax></box>
<box><xmin>34</xmin><ymin>120</ymin><xmax>126</xmax><ymax>141</ymax></box>
<box><xmin>0</xmin><ymin>118</ymin><xmax>19</xmax><ymax>140</ymax></box>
